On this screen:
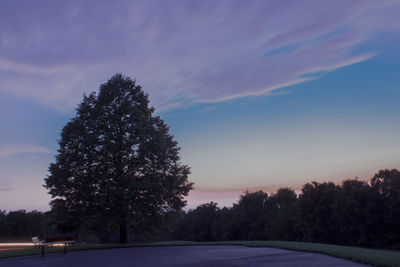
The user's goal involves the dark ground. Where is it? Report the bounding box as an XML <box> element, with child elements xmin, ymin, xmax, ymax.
<box><xmin>0</xmin><ymin>246</ymin><xmax>368</xmax><ymax>266</ymax></box>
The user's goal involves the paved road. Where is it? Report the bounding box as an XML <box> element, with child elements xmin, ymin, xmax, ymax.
<box><xmin>0</xmin><ymin>246</ymin><xmax>368</xmax><ymax>267</ymax></box>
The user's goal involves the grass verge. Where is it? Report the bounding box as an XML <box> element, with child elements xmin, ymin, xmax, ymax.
<box><xmin>0</xmin><ymin>240</ymin><xmax>399</xmax><ymax>266</ymax></box>
<box><xmin>243</xmin><ymin>241</ymin><xmax>400</xmax><ymax>267</ymax></box>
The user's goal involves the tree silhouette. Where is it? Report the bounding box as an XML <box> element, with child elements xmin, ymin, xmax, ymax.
<box><xmin>298</xmin><ymin>182</ymin><xmax>339</xmax><ymax>243</ymax></box>
<box><xmin>371</xmin><ymin>169</ymin><xmax>400</xmax><ymax>245</ymax></box>
<box><xmin>231</xmin><ymin>191</ymin><xmax>271</xmax><ymax>240</ymax></box>
<box><xmin>269</xmin><ymin>188</ymin><xmax>299</xmax><ymax>241</ymax></box>
<box><xmin>333</xmin><ymin>179</ymin><xmax>383</xmax><ymax>246</ymax></box>
<box><xmin>44</xmin><ymin>74</ymin><xmax>193</xmax><ymax>243</ymax></box>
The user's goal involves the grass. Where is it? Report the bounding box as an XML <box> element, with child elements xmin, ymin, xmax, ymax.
<box><xmin>243</xmin><ymin>241</ymin><xmax>400</xmax><ymax>267</ymax></box>
<box><xmin>1</xmin><ymin>241</ymin><xmax>399</xmax><ymax>266</ymax></box>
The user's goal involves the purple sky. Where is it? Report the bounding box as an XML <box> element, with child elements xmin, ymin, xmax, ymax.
<box><xmin>1</xmin><ymin>0</ymin><xmax>399</xmax><ymax>111</ymax></box>
<box><xmin>1</xmin><ymin>0</ymin><xmax>400</xmax><ymax>210</ymax></box>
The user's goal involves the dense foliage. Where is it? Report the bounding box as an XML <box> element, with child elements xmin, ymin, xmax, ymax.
<box><xmin>172</xmin><ymin>169</ymin><xmax>400</xmax><ymax>248</ymax></box>
<box><xmin>44</xmin><ymin>74</ymin><xmax>192</xmax><ymax>243</ymax></box>
<box><xmin>2</xmin><ymin>169</ymin><xmax>399</xmax><ymax>248</ymax></box>
<box><xmin>0</xmin><ymin>210</ymin><xmax>55</xmax><ymax>242</ymax></box>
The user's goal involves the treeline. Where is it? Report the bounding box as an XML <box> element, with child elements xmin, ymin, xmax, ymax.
<box><xmin>171</xmin><ymin>169</ymin><xmax>400</xmax><ymax>248</ymax></box>
<box><xmin>0</xmin><ymin>210</ymin><xmax>56</xmax><ymax>242</ymax></box>
<box><xmin>1</xmin><ymin>169</ymin><xmax>399</xmax><ymax>248</ymax></box>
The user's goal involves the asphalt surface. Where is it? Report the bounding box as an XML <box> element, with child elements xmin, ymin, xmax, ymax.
<box><xmin>0</xmin><ymin>246</ymin><xmax>369</xmax><ymax>267</ymax></box>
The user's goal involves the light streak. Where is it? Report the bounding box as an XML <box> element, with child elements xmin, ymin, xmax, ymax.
<box><xmin>0</xmin><ymin>242</ymin><xmax>71</xmax><ymax>250</ymax></box>
<box><xmin>0</xmin><ymin>243</ymin><xmax>34</xmax><ymax>247</ymax></box>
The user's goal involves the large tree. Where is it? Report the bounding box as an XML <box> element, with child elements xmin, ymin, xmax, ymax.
<box><xmin>44</xmin><ymin>74</ymin><xmax>193</xmax><ymax>243</ymax></box>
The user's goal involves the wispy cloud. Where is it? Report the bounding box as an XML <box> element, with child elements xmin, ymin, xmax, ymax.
<box><xmin>0</xmin><ymin>144</ymin><xmax>50</xmax><ymax>158</ymax></box>
<box><xmin>0</xmin><ymin>0</ymin><xmax>399</xmax><ymax>111</ymax></box>
<box><xmin>200</xmin><ymin>106</ymin><xmax>218</xmax><ymax>113</ymax></box>
<box><xmin>0</xmin><ymin>185</ymin><xmax>13</xmax><ymax>192</ymax></box>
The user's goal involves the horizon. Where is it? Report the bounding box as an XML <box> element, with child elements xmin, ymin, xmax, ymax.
<box><xmin>1</xmin><ymin>0</ymin><xmax>400</xmax><ymax>211</ymax></box>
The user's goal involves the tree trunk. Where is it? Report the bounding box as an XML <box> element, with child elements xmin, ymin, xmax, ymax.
<box><xmin>119</xmin><ymin>217</ymin><xmax>128</xmax><ymax>243</ymax></box>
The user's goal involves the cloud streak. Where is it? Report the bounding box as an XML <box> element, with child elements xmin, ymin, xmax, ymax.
<box><xmin>0</xmin><ymin>185</ymin><xmax>13</xmax><ymax>192</ymax></box>
<box><xmin>1</xmin><ymin>0</ymin><xmax>400</xmax><ymax>111</ymax></box>
<box><xmin>0</xmin><ymin>144</ymin><xmax>50</xmax><ymax>158</ymax></box>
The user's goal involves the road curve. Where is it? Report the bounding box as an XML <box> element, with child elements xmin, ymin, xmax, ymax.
<box><xmin>0</xmin><ymin>245</ymin><xmax>368</xmax><ymax>267</ymax></box>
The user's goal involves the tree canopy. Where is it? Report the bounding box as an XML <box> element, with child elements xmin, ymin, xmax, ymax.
<box><xmin>171</xmin><ymin>169</ymin><xmax>400</xmax><ymax>248</ymax></box>
<box><xmin>44</xmin><ymin>74</ymin><xmax>193</xmax><ymax>243</ymax></box>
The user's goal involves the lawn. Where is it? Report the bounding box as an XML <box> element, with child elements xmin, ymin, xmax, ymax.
<box><xmin>0</xmin><ymin>241</ymin><xmax>399</xmax><ymax>267</ymax></box>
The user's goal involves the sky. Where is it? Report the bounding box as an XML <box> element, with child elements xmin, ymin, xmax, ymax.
<box><xmin>1</xmin><ymin>0</ymin><xmax>400</xmax><ymax>211</ymax></box>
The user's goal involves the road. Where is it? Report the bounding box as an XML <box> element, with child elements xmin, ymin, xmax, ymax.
<box><xmin>0</xmin><ymin>245</ymin><xmax>368</xmax><ymax>266</ymax></box>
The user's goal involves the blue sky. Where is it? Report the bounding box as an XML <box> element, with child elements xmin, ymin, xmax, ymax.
<box><xmin>1</xmin><ymin>0</ymin><xmax>400</xmax><ymax>210</ymax></box>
